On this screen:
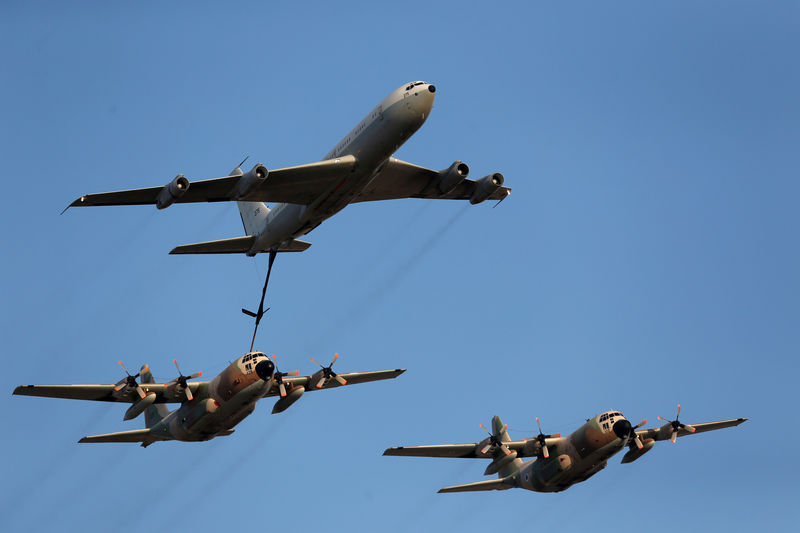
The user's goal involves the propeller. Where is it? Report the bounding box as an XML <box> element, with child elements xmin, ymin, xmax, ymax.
<box><xmin>613</xmin><ymin>418</ymin><xmax>648</xmax><ymax>449</ymax></box>
<box><xmin>310</xmin><ymin>353</ymin><xmax>347</xmax><ymax>388</ymax></box>
<box><xmin>479</xmin><ymin>422</ymin><xmax>512</xmax><ymax>456</ymax></box>
<box><xmin>270</xmin><ymin>355</ymin><xmax>299</xmax><ymax>397</ymax></box>
<box><xmin>114</xmin><ymin>361</ymin><xmax>146</xmax><ymax>399</ymax></box>
<box><xmin>168</xmin><ymin>359</ymin><xmax>202</xmax><ymax>401</ymax></box>
<box><xmin>658</xmin><ymin>404</ymin><xmax>696</xmax><ymax>443</ymax></box>
<box><xmin>529</xmin><ymin>417</ymin><xmax>561</xmax><ymax>459</ymax></box>
<box><xmin>243</xmin><ymin>248</ymin><xmax>278</xmax><ymax>352</ymax></box>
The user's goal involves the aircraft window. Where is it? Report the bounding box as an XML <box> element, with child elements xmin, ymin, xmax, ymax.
<box><xmin>406</xmin><ymin>84</ymin><xmax>414</xmax><ymax>90</ymax></box>
<box><xmin>413</xmin><ymin>82</ymin><xmax>424</xmax><ymax>87</ymax></box>
<box><xmin>600</xmin><ymin>414</ymin><xmax>608</xmax><ymax>421</ymax></box>
<box><xmin>602</xmin><ymin>423</ymin><xmax>609</xmax><ymax>430</ymax></box>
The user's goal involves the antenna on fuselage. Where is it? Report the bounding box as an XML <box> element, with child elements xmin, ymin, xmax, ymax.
<box><xmin>242</xmin><ymin>248</ymin><xmax>278</xmax><ymax>352</ymax></box>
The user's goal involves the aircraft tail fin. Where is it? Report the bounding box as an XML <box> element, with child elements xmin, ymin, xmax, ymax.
<box><xmin>237</xmin><ymin>201</ymin><xmax>270</xmax><ymax>236</ymax></box>
<box><xmin>139</xmin><ymin>364</ymin><xmax>168</xmax><ymax>429</ymax></box>
<box><xmin>438</xmin><ymin>476</ymin><xmax>516</xmax><ymax>493</ymax></box>
<box><xmin>486</xmin><ymin>415</ymin><xmax>524</xmax><ymax>478</ymax></box>
<box><xmin>169</xmin><ymin>236</ymin><xmax>311</xmax><ymax>255</ymax></box>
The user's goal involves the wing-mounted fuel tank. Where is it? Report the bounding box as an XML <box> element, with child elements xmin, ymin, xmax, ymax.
<box><xmin>620</xmin><ymin>438</ymin><xmax>655</xmax><ymax>464</ymax></box>
<box><xmin>230</xmin><ymin>163</ymin><xmax>268</xmax><ymax>199</ymax></box>
<box><xmin>437</xmin><ymin>161</ymin><xmax>470</xmax><ymax>194</ymax></box>
<box><xmin>271</xmin><ymin>386</ymin><xmax>305</xmax><ymax>414</ymax></box>
<box><xmin>469</xmin><ymin>173</ymin><xmax>505</xmax><ymax>204</ymax></box>
<box><xmin>156</xmin><ymin>174</ymin><xmax>190</xmax><ymax>209</ymax></box>
<box><xmin>123</xmin><ymin>392</ymin><xmax>157</xmax><ymax>421</ymax></box>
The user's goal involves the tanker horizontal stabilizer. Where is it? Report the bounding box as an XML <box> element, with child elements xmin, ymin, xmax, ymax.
<box><xmin>438</xmin><ymin>476</ymin><xmax>515</xmax><ymax>493</ymax></box>
<box><xmin>170</xmin><ymin>237</ymin><xmax>311</xmax><ymax>255</ymax></box>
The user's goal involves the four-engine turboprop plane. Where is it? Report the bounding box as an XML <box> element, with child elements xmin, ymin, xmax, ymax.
<box><xmin>384</xmin><ymin>407</ymin><xmax>746</xmax><ymax>493</ymax></box>
<box><xmin>14</xmin><ymin>353</ymin><xmax>404</xmax><ymax>447</ymax></box>
<box><xmin>67</xmin><ymin>81</ymin><xmax>511</xmax><ymax>257</ymax></box>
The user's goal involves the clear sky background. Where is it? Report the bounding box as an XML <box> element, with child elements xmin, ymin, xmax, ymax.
<box><xmin>1</xmin><ymin>1</ymin><xmax>797</xmax><ymax>531</ymax></box>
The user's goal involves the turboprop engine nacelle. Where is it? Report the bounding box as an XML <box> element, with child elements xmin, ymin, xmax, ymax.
<box><xmin>469</xmin><ymin>173</ymin><xmax>504</xmax><ymax>205</ymax></box>
<box><xmin>123</xmin><ymin>392</ymin><xmax>156</xmax><ymax>421</ymax></box>
<box><xmin>156</xmin><ymin>174</ymin><xmax>190</xmax><ymax>209</ymax></box>
<box><xmin>620</xmin><ymin>438</ymin><xmax>656</xmax><ymax>464</ymax></box>
<box><xmin>271</xmin><ymin>386</ymin><xmax>305</xmax><ymax>414</ymax></box>
<box><xmin>230</xmin><ymin>163</ymin><xmax>268</xmax><ymax>199</ymax></box>
<box><xmin>437</xmin><ymin>161</ymin><xmax>470</xmax><ymax>194</ymax></box>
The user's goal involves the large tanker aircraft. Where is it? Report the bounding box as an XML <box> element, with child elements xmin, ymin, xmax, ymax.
<box><xmin>68</xmin><ymin>81</ymin><xmax>511</xmax><ymax>257</ymax></box>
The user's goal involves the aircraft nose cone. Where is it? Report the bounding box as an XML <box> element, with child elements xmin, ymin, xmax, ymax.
<box><xmin>255</xmin><ymin>359</ymin><xmax>275</xmax><ymax>381</ymax></box>
<box><xmin>612</xmin><ymin>419</ymin><xmax>632</xmax><ymax>439</ymax></box>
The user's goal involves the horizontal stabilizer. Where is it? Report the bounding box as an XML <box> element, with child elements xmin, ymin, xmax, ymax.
<box><xmin>170</xmin><ymin>237</ymin><xmax>311</xmax><ymax>255</ymax></box>
<box><xmin>438</xmin><ymin>476</ymin><xmax>515</xmax><ymax>493</ymax></box>
<box><xmin>79</xmin><ymin>429</ymin><xmax>154</xmax><ymax>444</ymax></box>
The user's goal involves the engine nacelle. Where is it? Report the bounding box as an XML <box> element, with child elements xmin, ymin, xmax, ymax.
<box><xmin>437</xmin><ymin>161</ymin><xmax>469</xmax><ymax>195</ymax></box>
<box><xmin>230</xmin><ymin>163</ymin><xmax>268</xmax><ymax>199</ymax></box>
<box><xmin>620</xmin><ymin>438</ymin><xmax>656</xmax><ymax>464</ymax></box>
<box><xmin>271</xmin><ymin>385</ymin><xmax>305</xmax><ymax>414</ymax></box>
<box><xmin>156</xmin><ymin>174</ymin><xmax>190</xmax><ymax>209</ymax></box>
<box><xmin>182</xmin><ymin>398</ymin><xmax>219</xmax><ymax>431</ymax></box>
<box><xmin>469</xmin><ymin>173</ymin><xmax>504</xmax><ymax>205</ymax></box>
<box><xmin>123</xmin><ymin>392</ymin><xmax>157</xmax><ymax>421</ymax></box>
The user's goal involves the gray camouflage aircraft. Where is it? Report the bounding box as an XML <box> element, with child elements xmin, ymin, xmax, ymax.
<box><xmin>14</xmin><ymin>353</ymin><xmax>404</xmax><ymax>447</ymax></box>
<box><xmin>384</xmin><ymin>407</ymin><xmax>746</xmax><ymax>493</ymax></box>
<box><xmin>67</xmin><ymin>81</ymin><xmax>511</xmax><ymax>256</ymax></box>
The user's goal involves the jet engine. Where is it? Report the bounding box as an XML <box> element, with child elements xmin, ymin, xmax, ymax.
<box><xmin>469</xmin><ymin>173</ymin><xmax>504</xmax><ymax>204</ymax></box>
<box><xmin>230</xmin><ymin>163</ymin><xmax>269</xmax><ymax>199</ymax></box>
<box><xmin>156</xmin><ymin>174</ymin><xmax>190</xmax><ymax>209</ymax></box>
<box><xmin>437</xmin><ymin>161</ymin><xmax>469</xmax><ymax>194</ymax></box>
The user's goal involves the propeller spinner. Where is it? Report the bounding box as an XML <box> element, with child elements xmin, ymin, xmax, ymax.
<box><xmin>168</xmin><ymin>359</ymin><xmax>202</xmax><ymax>401</ymax></box>
<box><xmin>270</xmin><ymin>355</ymin><xmax>299</xmax><ymax>397</ymax></box>
<box><xmin>310</xmin><ymin>353</ymin><xmax>347</xmax><ymax>389</ymax></box>
<box><xmin>479</xmin><ymin>422</ymin><xmax>512</xmax><ymax>456</ymax></box>
<box><xmin>114</xmin><ymin>361</ymin><xmax>146</xmax><ymax>400</ymax></box>
<box><xmin>658</xmin><ymin>404</ymin><xmax>696</xmax><ymax>443</ymax></box>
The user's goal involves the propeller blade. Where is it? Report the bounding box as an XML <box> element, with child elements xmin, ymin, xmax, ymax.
<box><xmin>541</xmin><ymin>443</ymin><xmax>550</xmax><ymax>458</ymax></box>
<box><xmin>479</xmin><ymin>423</ymin><xmax>491</xmax><ymax>436</ymax></box>
<box><xmin>634</xmin><ymin>436</ymin><xmax>643</xmax><ymax>449</ymax></box>
<box><xmin>536</xmin><ymin>417</ymin><xmax>543</xmax><ymax>434</ymax></box>
<box><xmin>310</xmin><ymin>357</ymin><xmax>322</xmax><ymax>368</ymax></box>
<box><xmin>190</xmin><ymin>372</ymin><xmax>202</xmax><ymax>379</ymax></box>
<box><xmin>135</xmin><ymin>385</ymin><xmax>146</xmax><ymax>400</ymax></box>
<box><xmin>684</xmin><ymin>424</ymin><xmax>696</xmax><ymax>433</ymax></box>
<box><xmin>185</xmin><ymin>386</ymin><xmax>193</xmax><ymax>401</ymax></box>
<box><xmin>334</xmin><ymin>375</ymin><xmax>347</xmax><ymax>386</ymax></box>
<box><xmin>500</xmin><ymin>444</ymin><xmax>511</xmax><ymax>456</ymax></box>
<box><xmin>481</xmin><ymin>443</ymin><xmax>492</xmax><ymax>454</ymax></box>
<box><xmin>279</xmin><ymin>382</ymin><xmax>287</xmax><ymax>397</ymax></box>
<box><xmin>676</xmin><ymin>404</ymin><xmax>681</xmax><ymax>419</ymax></box>
<box><xmin>315</xmin><ymin>377</ymin><xmax>325</xmax><ymax>389</ymax></box>
<box><xmin>658</xmin><ymin>415</ymin><xmax>669</xmax><ymax>423</ymax></box>
<box><xmin>670</xmin><ymin>430</ymin><xmax>678</xmax><ymax>443</ymax></box>
<box><xmin>331</xmin><ymin>353</ymin><xmax>339</xmax><ymax>365</ymax></box>
<box><xmin>288</xmin><ymin>370</ymin><xmax>300</xmax><ymax>377</ymax></box>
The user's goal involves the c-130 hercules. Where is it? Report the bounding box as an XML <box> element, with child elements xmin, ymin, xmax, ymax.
<box><xmin>67</xmin><ymin>81</ymin><xmax>511</xmax><ymax>257</ymax></box>
<box><xmin>14</xmin><ymin>354</ymin><xmax>404</xmax><ymax>447</ymax></box>
<box><xmin>384</xmin><ymin>407</ymin><xmax>746</xmax><ymax>493</ymax></box>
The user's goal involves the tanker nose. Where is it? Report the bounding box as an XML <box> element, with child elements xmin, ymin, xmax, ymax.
<box><xmin>612</xmin><ymin>419</ymin><xmax>632</xmax><ymax>439</ymax></box>
<box><xmin>255</xmin><ymin>359</ymin><xmax>275</xmax><ymax>381</ymax></box>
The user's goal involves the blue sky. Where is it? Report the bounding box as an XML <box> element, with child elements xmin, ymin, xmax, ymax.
<box><xmin>1</xmin><ymin>1</ymin><xmax>797</xmax><ymax>531</ymax></box>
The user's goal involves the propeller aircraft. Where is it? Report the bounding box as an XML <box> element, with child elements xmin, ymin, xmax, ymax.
<box><xmin>384</xmin><ymin>407</ymin><xmax>746</xmax><ymax>493</ymax></box>
<box><xmin>14</xmin><ymin>353</ymin><xmax>404</xmax><ymax>447</ymax></box>
<box><xmin>67</xmin><ymin>81</ymin><xmax>511</xmax><ymax>258</ymax></box>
